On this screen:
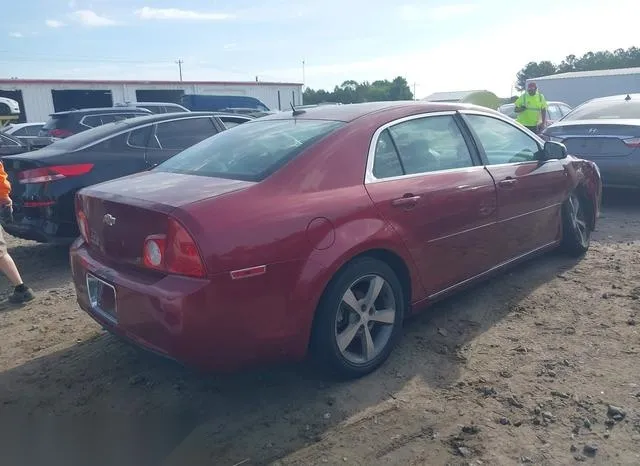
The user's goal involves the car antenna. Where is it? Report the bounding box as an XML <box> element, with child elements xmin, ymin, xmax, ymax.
<box><xmin>625</xmin><ymin>94</ymin><xmax>632</xmax><ymax>101</ymax></box>
<box><xmin>290</xmin><ymin>102</ymin><xmax>305</xmax><ymax>116</ymax></box>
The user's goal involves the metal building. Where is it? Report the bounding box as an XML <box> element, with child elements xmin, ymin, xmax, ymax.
<box><xmin>0</xmin><ymin>79</ymin><xmax>303</xmax><ymax>122</ymax></box>
<box><xmin>527</xmin><ymin>67</ymin><xmax>640</xmax><ymax>107</ymax></box>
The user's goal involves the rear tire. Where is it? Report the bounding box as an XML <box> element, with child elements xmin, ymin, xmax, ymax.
<box><xmin>560</xmin><ymin>191</ymin><xmax>591</xmax><ymax>256</ymax></box>
<box><xmin>310</xmin><ymin>257</ymin><xmax>405</xmax><ymax>379</ymax></box>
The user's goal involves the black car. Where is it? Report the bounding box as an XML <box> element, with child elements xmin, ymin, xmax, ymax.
<box><xmin>38</xmin><ymin>107</ymin><xmax>152</xmax><ymax>140</ymax></box>
<box><xmin>2</xmin><ymin>112</ymin><xmax>232</xmax><ymax>243</ymax></box>
<box><xmin>0</xmin><ymin>132</ymin><xmax>30</xmax><ymax>156</ymax></box>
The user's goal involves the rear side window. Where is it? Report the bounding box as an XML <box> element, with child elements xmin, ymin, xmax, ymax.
<box><xmin>10</xmin><ymin>127</ymin><xmax>29</xmax><ymax>137</ymax></box>
<box><xmin>127</xmin><ymin>126</ymin><xmax>153</xmax><ymax>148</ymax></box>
<box><xmin>563</xmin><ymin>99</ymin><xmax>640</xmax><ymax>120</ymax></box>
<box><xmin>156</xmin><ymin>119</ymin><xmax>344</xmax><ymax>181</ymax></box>
<box><xmin>154</xmin><ymin>117</ymin><xmax>219</xmax><ymax>150</ymax></box>
<box><xmin>81</xmin><ymin>115</ymin><xmax>103</xmax><ymax>127</ymax></box>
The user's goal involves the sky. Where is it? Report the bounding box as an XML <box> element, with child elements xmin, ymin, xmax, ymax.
<box><xmin>2</xmin><ymin>0</ymin><xmax>639</xmax><ymax>98</ymax></box>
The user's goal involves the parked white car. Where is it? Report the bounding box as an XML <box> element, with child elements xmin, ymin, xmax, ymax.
<box><xmin>0</xmin><ymin>97</ymin><xmax>20</xmax><ymax>116</ymax></box>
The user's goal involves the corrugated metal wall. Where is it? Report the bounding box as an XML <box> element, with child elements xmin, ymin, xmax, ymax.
<box><xmin>528</xmin><ymin>74</ymin><xmax>640</xmax><ymax>107</ymax></box>
<box><xmin>0</xmin><ymin>82</ymin><xmax>302</xmax><ymax>121</ymax></box>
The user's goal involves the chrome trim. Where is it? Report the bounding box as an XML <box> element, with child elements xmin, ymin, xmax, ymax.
<box><xmin>364</xmin><ymin>110</ymin><xmax>460</xmax><ymax>184</ymax></box>
<box><xmin>428</xmin><ymin>240</ymin><xmax>558</xmax><ymax>300</ymax></box>
<box><xmin>75</xmin><ymin>115</ymin><xmax>217</xmax><ymax>152</ymax></box>
<box><xmin>86</xmin><ymin>273</ymin><xmax>117</xmax><ymax>325</ymax></box>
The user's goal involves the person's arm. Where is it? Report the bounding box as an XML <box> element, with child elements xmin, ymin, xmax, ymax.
<box><xmin>0</xmin><ymin>162</ymin><xmax>12</xmax><ymax>207</ymax></box>
<box><xmin>514</xmin><ymin>95</ymin><xmax>525</xmax><ymax>113</ymax></box>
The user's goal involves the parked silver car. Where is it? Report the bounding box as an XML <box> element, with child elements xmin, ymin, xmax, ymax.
<box><xmin>542</xmin><ymin>93</ymin><xmax>640</xmax><ymax>189</ymax></box>
<box><xmin>498</xmin><ymin>101</ymin><xmax>572</xmax><ymax>126</ymax></box>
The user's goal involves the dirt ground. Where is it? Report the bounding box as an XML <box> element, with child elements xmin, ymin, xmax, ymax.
<box><xmin>0</xmin><ymin>191</ymin><xmax>639</xmax><ymax>466</ymax></box>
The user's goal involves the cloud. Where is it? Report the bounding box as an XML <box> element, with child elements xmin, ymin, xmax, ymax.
<box><xmin>9</xmin><ymin>32</ymin><xmax>24</xmax><ymax>38</ymax></box>
<box><xmin>45</xmin><ymin>19</ymin><xmax>66</xmax><ymax>28</ymax></box>
<box><xmin>134</xmin><ymin>7</ymin><xmax>234</xmax><ymax>21</ymax></box>
<box><xmin>398</xmin><ymin>3</ymin><xmax>478</xmax><ymax>21</ymax></box>
<box><xmin>70</xmin><ymin>10</ymin><xmax>118</xmax><ymax>27</ymax></box>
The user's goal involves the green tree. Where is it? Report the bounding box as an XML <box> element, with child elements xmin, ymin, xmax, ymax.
<box><xmin>515</xmin><ymin>61</ymin><xmax>557</xmax><ymax>91</ymax></box>
<box><xmin>516</xmin><ymin>46</ymin><xmax>640</xmax><ymax>91</ymax></box>
<box><xmin>303</xmin><ymin>76</ymin><xmax>413</xmax><ymax>105</ymax></box>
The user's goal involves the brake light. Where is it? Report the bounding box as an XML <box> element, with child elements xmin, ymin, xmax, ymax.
<box><xmin>18</xmin><ymin>164</ymin><xmax>94</xmax><ymax>184</ymax></box>
<box><xmin>623</xmin><ymin>137</ymin><xmax>640</xmax><ymax>148</ymax></box>
<box><xmin>49</xmin><ymin>128</ymin><xmax>73</xmax><ymax>138</ymax></box>
<box><xmin>142</xmin><ymin>218</ymin><xmax>205</xmax><ymax>278</ymax></box>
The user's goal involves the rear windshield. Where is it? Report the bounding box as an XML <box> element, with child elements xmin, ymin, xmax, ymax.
<box><xmin>42</xmin><ymin>114</ymin><xmax>70</xmax><ymax>131</ymax></box>
<box><xmin>562</xmin><ymin>99</ymin><xmax>640</xmax><ymax>120</ymax></box>
<box><xmin>155</xmin><ymin>119</ymin><xmax>344</xmax><ymax>182</ymax></box>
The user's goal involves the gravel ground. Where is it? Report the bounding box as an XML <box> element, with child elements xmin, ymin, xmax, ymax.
<box><xmin>0</xmin><ymin>191</ymin><xmax>638</xmax><ymax>466</ymax></box>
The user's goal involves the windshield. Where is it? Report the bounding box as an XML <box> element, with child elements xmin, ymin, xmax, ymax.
<box><xmin>562</xmin><ymin>98</ymin><xmax>640</xmax><ymax>120</ymax></box>
<box><xmin>156</xmin><ymin>119</ymin><xmax>344</xmax><ymax>182</ymax></box>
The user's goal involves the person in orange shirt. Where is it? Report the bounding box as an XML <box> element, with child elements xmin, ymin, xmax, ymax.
<box><xmin>0</xmin><ymin>161</ymin><xmax>35</xmax><ymax>304</ymax></box>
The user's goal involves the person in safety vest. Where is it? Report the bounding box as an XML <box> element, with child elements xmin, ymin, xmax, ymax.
<box><xmin>514</xmin><ymin>82</ymin><xmax>547</xmax><ymax>133</ymax></box>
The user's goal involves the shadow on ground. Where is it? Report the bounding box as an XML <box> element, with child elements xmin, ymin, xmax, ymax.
<box><xmin>0</xmin><ymin>252</ymin><xmax>582</xmax><ymax>466</ymax></box>
<box><xmin>0</xmin><ymin>193</ymin><xmax>636</xmax><ymax>466</ymax></box>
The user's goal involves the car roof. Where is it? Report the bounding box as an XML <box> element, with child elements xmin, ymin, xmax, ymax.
<box><xmin>50</xmin><ymin>107</ymin><xmax>153</xmax><ymax>116</ymax></box>
<box><xmin>585</xmin><ymin>93</ymin><xmax>640</xmax><ymax>103</ymax></box>
<box><xmin>37</xmin><ymin>112</ymin><xmax>220</xmax><ymax>152</ymax></box>
<box><xmin>260</xmin><ymin>101</ymin><xmax>501</xmax><ymax>123</ymax></box>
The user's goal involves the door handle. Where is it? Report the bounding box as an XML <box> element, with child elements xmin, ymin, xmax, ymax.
<box><xmin>392</xmin><ymin>194</ymin><xmax>421</xmax><ymax>207</ymax></box>
<box><xmin>498</xmin><ymin>177</ymin><xmax>517</xmax><ymax>188</ymax></box>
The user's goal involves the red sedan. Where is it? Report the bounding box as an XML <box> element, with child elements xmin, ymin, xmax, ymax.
<box><xmin>70</xmin><ymin>101</ymin><xmax>602</xmax><ymax>378</ymax></box>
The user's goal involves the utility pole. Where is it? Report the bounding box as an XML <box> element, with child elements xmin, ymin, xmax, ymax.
<box><xmin>302</xmin><ymin>59</ymin><xmax>306</xmax><ymax>90</ymax></box>
<box><xmin>175</xmin><ymin>59</ymin><xmax>183</xmax><ymax>82</ymax></box>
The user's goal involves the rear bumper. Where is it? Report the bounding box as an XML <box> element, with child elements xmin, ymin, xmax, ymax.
<box><xmin>1</xmin><ymin>216</ymin><xmax>76</xmax><ymax>244</ymax></box>
<box><xmin>70</xmin><ymin>240</ymin><xmax>308</xmax><ymax>372</ymax></box>
<box><xmin>586</xmin><ymin>155</ymin><xmax>640</xmax><ymax>189</ymax></box>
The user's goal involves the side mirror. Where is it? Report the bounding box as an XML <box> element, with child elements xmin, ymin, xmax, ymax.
<box><xmin>542</xmin><ymin>141</ymin><xmax>567</xmax><ymax>160</ymax></box>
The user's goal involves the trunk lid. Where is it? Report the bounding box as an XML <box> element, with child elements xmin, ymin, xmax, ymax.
<box><xmin>78</xmin><ymin>171</ymin><xmax>254</xmax><ymax>264</ymax></box>
<box><xmin>544</xmin><ymin>120</ymin><xmax>640</xmax><ymax>157</ymax></box>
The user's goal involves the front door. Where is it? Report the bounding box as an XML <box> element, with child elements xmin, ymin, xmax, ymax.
<box><xmin>365</xmin><ymin>113</ymin><xmax>498</xmax><ymax>296</ymax></box>
<box><xmin>462</xmin><ymin>112</ymin><xmax>568</xmax><ymax>262</ymax></box>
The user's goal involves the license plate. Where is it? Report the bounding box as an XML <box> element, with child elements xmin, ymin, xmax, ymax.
<box><xmin>86</xmin><ymin>273</ymin><xmax>117</xmax><ymax>323</ymax></box>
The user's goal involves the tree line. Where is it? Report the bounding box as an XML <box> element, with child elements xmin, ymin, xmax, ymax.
<box><xmin>303</xmin><ymin>76</ymin><xmax>413</xmax><ymax>105</ymax></box>
<box><xmin>516</xmin><ymin>46</ymin><xmax>640</xmax><ymax>91</ymax></box>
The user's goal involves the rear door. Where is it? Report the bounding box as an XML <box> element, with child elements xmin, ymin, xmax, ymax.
<box><xmin>461</xmin><ymin>112</ymin><xmax>568</xmax><ymax>262</ymax></box>
<box><xmin>144</xmin><ymin>116</ymin><xmax>221</xmax><ymax>167</ymax></box>
<box><xmin>365</xmin><ymin>112</ymin><xmax>499</xmax><ymax>296</ymax></box>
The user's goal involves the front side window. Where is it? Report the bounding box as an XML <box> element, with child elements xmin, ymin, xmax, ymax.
<box><xmin>154</xmin><ymin>117</ymin><xmax>218</xmax><ymax>150</ymax></box>
<box><xmin>373</xmin><ymin>115</ymin><xmax>474</xmax><ymax>179</ymax></box>
<box><xmin>157</xmin><ymin>119</ymin><xmax>344</xmax><ymax>181</ymax></box>
<box><xmin>465</xmin><ymin>114</ymin><xmax>540</xmax><ymax>165</ymax></box>
<box><xmin>0</xmin><ymin>134</ymin><xmax>20</xmax><ymax>147</ymax></box>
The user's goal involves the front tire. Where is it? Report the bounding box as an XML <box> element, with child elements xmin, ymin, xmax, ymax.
<box><xmin>310</xmin><ymin>257</ymin><xmax>405</xmax><ymax>379</ymax></box>
<box><xmin>560</xmin><ymin>191</ymin><xmax>591</xmax><ymax>256</ymax></box>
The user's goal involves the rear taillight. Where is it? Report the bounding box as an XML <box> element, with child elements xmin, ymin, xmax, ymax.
<box><xmin>623</xmin><ymin>137</ymin><xmax>640</xmax><ymax>148</ymax></box>
<box><xmin>142</xmin><ymin>218</ymin><xmax>205</xmax><ymax>278</ymax></box>
<box><xmin>18</xmin><ymin>164</ymin><xmax>93</xmax><ymax>184</ymax></box>
<box><xmin>49</xmin><ymin>128</ymin><xmax>73</xmax><ymax>138</ymax></box>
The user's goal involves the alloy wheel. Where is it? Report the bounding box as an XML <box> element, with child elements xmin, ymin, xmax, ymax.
<box><xmin>334</xmin><ymin>274</ymin><xmax>397</xmax><ymax>365</ymax></box>
<box><xmin>568</xmin><ymin>193</ymin><xmax>589</xmax><ymax>247</ymax></box>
